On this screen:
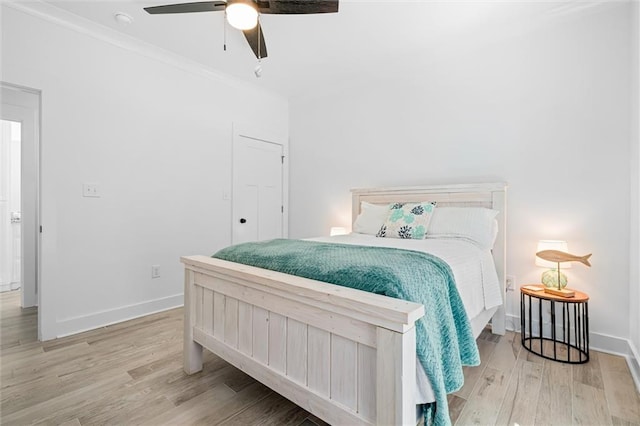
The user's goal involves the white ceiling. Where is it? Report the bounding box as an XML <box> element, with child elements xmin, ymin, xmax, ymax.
<box><xmin>36</xmin><ymin>0</ymin><xmax>607</xmax><ymax>99</ymax></box>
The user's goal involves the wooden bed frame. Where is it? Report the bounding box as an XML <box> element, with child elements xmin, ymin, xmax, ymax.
<box><xmin>180</xmin><ymin>182</ymin><xmax>507</xmax><ymax>425</ymax></box>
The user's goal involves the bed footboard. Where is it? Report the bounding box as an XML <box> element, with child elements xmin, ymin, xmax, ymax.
<box><xmin>182</xmin><ymin>255</ymin><xmax>425</xmax><ymax>425</ymax></box>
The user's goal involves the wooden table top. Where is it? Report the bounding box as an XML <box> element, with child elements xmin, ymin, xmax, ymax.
<box><xmin>520</xmin><ymin>284</ymin><xmax>589</xmax><ymax>302</ymax></box>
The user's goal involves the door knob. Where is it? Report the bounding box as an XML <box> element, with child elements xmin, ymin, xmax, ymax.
<box><xmin>239</xmin><ymin>218</ymin><xmax>247</xmax><ymax>224</ymax></box>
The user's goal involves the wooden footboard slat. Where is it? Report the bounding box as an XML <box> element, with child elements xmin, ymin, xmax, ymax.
<box><xmin>286</xmin><ymin>319</ymin><xmax>308</xmax><ymax>384</ymax></box>
<box><xmin>307</xmin><ymin>326</ymin><xmax>330</xmax><ymax>397</ymax></box>
<box><xmin>269</xmin><ymin>312</ymin><xmax>287</xmax><ymax>373</ymax></box>
<box><xmin>238</xmin><ymin>301</ymin><xmax>253</xmax><ymax>356</ymax></box>
<box><xmin>253</xmin><ymin>306</ymin><xmax>269</xmax><ymax>364</ymax></box>
<box><xmin>358</xmin><ymin>343</ymin><xmax>377</xmax><ymax>422</ymax></box>
<box><xmin>224</xmin><ymin>297</ymin><xmax>239</xmax><ymax>348</ymax></box>
<box><xmin>202</xmin><ymin>289</ymin><xmax>213</xmax><ymax>334</ymax></box>
<box><xmin>331</xmin><ymin>334</ymin><xmax>358</xmax><ymax>411</ymax></box>
<box><xmin>213</xmin><ymin>292</ymin><xmax>225</xmax><ymax>339</ymax></box>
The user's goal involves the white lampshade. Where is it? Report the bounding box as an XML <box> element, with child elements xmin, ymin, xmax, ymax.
<box><xmin>226</xmin><ymin>1</ymin><xmax>258</xmax><ymax>30</ymax></box>
<box><xmin>535</xmin><ymin>240</ymin><xmax>571</xmax><ymax>268</ymax></box>
<box><xmin>330</xmin><ymin>227</ymin><xmax>348</xmax><ymax>236</ymax></box>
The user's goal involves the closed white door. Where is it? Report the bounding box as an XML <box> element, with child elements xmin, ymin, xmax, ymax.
<box><xmin>232</xmin><ymin>133</ymin><xmax>283</xmax><ymax>244</ymax></box>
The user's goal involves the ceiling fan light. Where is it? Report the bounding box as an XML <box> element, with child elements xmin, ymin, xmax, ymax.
<box><xmin>226</xmin><ymin>2</ymin><xmax>258</xmax><ymax>30</ymax></box>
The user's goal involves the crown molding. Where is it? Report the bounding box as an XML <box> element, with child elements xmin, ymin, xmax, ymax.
<box><xmin>3</xmin><ymin>0</ymin><xmax>287</xmax><ymax>103</ymax></box>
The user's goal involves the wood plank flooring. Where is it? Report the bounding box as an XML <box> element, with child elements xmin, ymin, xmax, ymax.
<box><xmin>1</xmin><ymin>290</ymin><xmax>639</xmax><ymax>425</ymax></box>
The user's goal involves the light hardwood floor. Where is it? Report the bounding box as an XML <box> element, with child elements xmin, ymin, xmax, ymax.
<box><xmin>1</xmin><ymin>290</ymin><xmax>639</xmax><ymax>425</ymax></box>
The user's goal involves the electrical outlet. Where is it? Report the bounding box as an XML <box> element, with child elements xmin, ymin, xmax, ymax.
<box><xmin>82</xmin><ymin>183</ymin><xmax>100</xmax><ymax>198</ymax></box>
<box><xmin>151</xmin><ymin>265</ymin><xmax>160</xmax><ymax>278</ymax></box>
<box><xmin>506</xmin><ymin>275</ymin><xmax>516</xmax><ymax>291</ymax></box>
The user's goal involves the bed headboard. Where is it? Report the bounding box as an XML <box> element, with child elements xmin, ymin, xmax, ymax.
<box><xmin>350</xmin><ymin>182</ymin><xmax>508</xmax><ymax>334</ymax></box>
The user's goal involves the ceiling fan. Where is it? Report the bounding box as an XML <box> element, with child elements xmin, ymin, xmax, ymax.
<box><xmin>144</xmin><ymin>0</ymin><xmax>339</xmax><ymax>59</ymax></box>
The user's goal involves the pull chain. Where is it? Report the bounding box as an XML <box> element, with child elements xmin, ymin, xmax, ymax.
<box><xmin>223</xmin><ymin>11</ymin><xmax>227</xmax><ymax>51</ymax></box>
<box><xmin>257</xmin><ymin>15</ymin><xmax>261</xmax><ymax>59</ymax></box>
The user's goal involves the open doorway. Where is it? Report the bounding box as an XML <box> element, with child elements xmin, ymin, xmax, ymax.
<box><xmin>1</xmin><ymin>83</ymin><xmax>41</xmax><ymax>340</ymax></box>
<box><xmin>1</xmin><ymin>120</ymin><xmax>22</xmax><ymax>293</ymax></box>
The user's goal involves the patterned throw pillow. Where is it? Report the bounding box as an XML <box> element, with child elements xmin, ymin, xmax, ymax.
<box><xmin>376</xmin><ymin>202</ymin><xmax>437</xmax><ymax>239</ymax></box>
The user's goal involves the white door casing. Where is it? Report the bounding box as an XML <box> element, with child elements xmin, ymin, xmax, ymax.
<box><xmin>232</xmin><ymin>126</ymin><xmax>285</xmax><ymax>245</ymax></box>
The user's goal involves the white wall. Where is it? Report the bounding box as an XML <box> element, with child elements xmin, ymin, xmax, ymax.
<box><xmin>289</xmin><ymin>4</ymin><xmax>633</xmax><ymax>347</ymax></box>
<box><xmin>1</xmin><ymin>5</ymin><xmax>288</xmax><ymax>339</ymax></box>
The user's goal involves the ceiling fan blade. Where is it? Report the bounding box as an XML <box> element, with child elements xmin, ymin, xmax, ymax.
<box><xmin>144</xmin><ymin>1</ymin><xmax>226</xmax><ymax>14</ymax></box>
<box><xmin>242</xmin><ymin>22</ymin><xmax>268</xmax><ymax>59</ymax></box>
<box><xmin>257</xmin><ymin>0</ymin><xmax>338</xmax><ymax>14</ymax></box>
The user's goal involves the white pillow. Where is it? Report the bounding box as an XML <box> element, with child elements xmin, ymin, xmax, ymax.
<box><xmin>353</xmin><ymin>202</ymin><xmax>389</xmax><ymax>235</ymax></box>
<box><xmin>426</xmin><ymin>207</ymin><xmax>499</xmax><ymax>249</ymax></box>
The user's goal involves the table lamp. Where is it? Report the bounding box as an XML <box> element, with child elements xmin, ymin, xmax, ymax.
<box><xmin>330</xmin><ymin>227</ymin><xmax>347</xmax><ymax>236</ymax></box>
<box><xmin>535</xmin><ymin>240</ymin><xmax>592</xmax><ymax>297</ymax></box>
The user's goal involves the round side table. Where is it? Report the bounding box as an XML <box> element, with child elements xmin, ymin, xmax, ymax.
<box><xmin>520</xmin><ymin>284</ymin><xmax>589</xmax><ymax>364</ymax></box>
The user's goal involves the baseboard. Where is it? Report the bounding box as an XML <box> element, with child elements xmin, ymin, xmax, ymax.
<box><xmin>589</xmin><ymin>331</ymin><xmax>631</xmax><ymax>355</ymax></box>
<box><xmin>54</xmin><ymin>294</ymin><xmax>183</xmax><ymax>339</ymax></box>
<box><xmin>0</xmin><ymin>282</ymin><xmax>21</xmax><ymax>292</ymax></box>
<box><xmin>506</xmin><ymin>313</ymin><xmax>520</xmax><ymax>333</ymax></box>
<box><xmin>625</xmin><ymin>340</ymin><xmax>640</xmax><ymax>394</ymax></box>
<box><xmin>591</xmin><ymin>333</ymin><xmax>640</xmax><ymax>394</ymax></box>
<box><xmin>507</xmin><ymin>313</ymin><xmax>640</xmax><ymax>392</ymax></box>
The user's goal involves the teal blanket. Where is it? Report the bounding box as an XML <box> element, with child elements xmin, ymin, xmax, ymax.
<box><xmin>213</xmin><ymin>239</ymin><xmax>479</xmax><ymax>426</ymax></box>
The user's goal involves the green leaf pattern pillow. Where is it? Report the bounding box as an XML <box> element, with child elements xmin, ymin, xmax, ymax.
<box><xmin>376</xmin><ymin>202</ymin><xmax>437</xmax><ymax>239</ymax></box>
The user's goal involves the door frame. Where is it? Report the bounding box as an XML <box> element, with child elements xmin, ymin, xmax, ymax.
<box><xmin>1</xmin><ymin>82</ymin><xmax>42</xmax><ymax>335</ymax></box>
<box><xmin>231</xmin><ymin>123</ymin><xmax>288</xmax><ymax>244</ymax></box>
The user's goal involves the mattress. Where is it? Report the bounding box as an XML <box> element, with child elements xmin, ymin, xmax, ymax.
<box><xmin>308</xmin><ymin>233</ymin><xmax>503</xmax><ymax>404</ymax></box>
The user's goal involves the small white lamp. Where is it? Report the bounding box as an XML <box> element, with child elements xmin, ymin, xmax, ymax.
<box><xmin>330</xmin><ymin>227</ymin><xmax>348</xmax><ymax>236</ymax></box>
